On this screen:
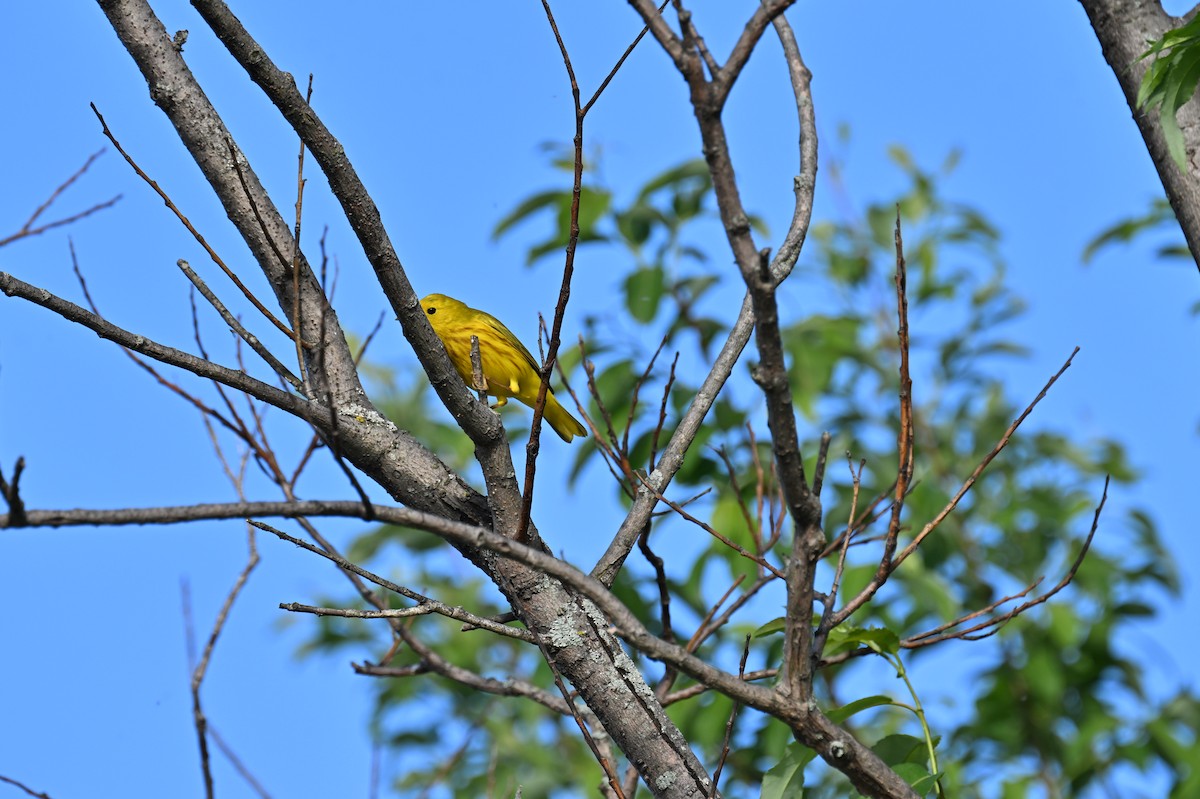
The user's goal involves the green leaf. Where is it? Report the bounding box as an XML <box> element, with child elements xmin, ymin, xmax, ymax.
<box><xmin>872</xmin><ymin>733</ymin><xmax>927</xmax><ymax>767</ymax></box>
<box><xmin>491</xmin><ymin>189</ymin><xmax>564</xmax><ymax>241</ymax></box>
<box><xmin>761</xmin><ymin>742</ymin><xmax>815</xmax><ymax>799</ymax></box>
<box><xmin>824</xmin><ymin>625</ymin><xmax>901</xmax><ymax>657</ymax></box>
<box><xmin>753</xmin><ymin>617</ymin><xmax>787</xmax><ymax>638</ymax></box>
<box><xmin>615</xmin><ymin>203</ymin><xmax>663</xmax><ymax>247</ymax></box>
<box><xmin>906</xmin><ymin>768</ymin><xmax>942</xmax><ymax>795</ymax></box>
<box><xmin>827</xmin><ymin>695</ymin><xmax>896</xmax><ymax>724</ymax></box>
<box><xmin>1136</xmin><ymin>16</ymin><xmax>1200</xmax><ymax>171</ymax></box>
<box><xmin>574</xmin><ymin>185</ymin><xmax>613</xmax><ymax>241</ymax></box>
<box><xmin>624</xmin><ymin>265</ymin><xmax>665</xmax><ymax>323</ymax></box>
<box><xmin>1082</xmin><ymin>199</ymin><xmax>1177</xmax><ymax>263</ymax></box>
<box><xmin>635</xmin><ymin>159</ymin><xmax>711</xmax><ymax>203</ymax></box>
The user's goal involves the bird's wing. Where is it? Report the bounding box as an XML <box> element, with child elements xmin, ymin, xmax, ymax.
<box><xmin>483</xmin><ymin>313</ymin><xmax>541</xmax><ymax>375</ymax></box>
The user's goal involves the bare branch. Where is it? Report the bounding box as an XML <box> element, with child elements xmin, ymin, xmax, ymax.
<box><xmin>0</xmin><ymin>271</ymin><xmax>311</xmax><ymax>421</ymax></box>
<box><xmin>582</xmin><ymin>0</ymin><xmax>671</xmax><ymax>116</ymax></box>
<box><xmin>829</xmin><ymin>346</ymin><xmax>1082</xmax><ymax>632</ymax></box>
<box><xmin>766</xmin><ymin>9</ymin><xmax>819</xmax><ymax>281</ymax></box>
<box><xmin>185</xmin><ymin>524</ymin><xmax>259</xmax><ymax>799</ymax></box>
<box><xmin>593</xmin><ymin>297</ymin><xmax>757</xmax><ymax>585</ymax></box>
<box><xmin>279</xmin><ymin>601</ymin><xmax>537</xmax><ymax>644</ymax></box>
<box><xmin>90</xmin><ymin>104</ymin><xmax>300</xmax><ymax>344</ymax></box>
<box><xmin>186</xmin><ymin>0</ymin><xmax>499</xmax><ymax>446</ymax></box>
<box><xmin>355</xmin><ymin>626</ymin><xmax>571</xmax><ymax>717</ymax></box>
<box><xmin>893</xmin><ymin>347</ymin><xmax>1080</xmax><ymax>568</ymax></box>
<box><xmin>0</xmin><ymin>148</ymin><xmax>120</xmax><ymax>249</ymax></box>
<box><xmin>0</xmin><ymin>776</ymin><xmax>53</xmax><ymax>799</ymax></box>
<box><xmin>177</xmin><ymin>259</ymin><xmax>303</xmax><ymax>392</ymax></box>
<box><xmin>627</xmin><ymin>0</ymin><xmax>685</xmax><ymax>65</ymax></box>
<box><xmin>714</xmin><ymin>1</ymin><xmax>796</xmax><ymax>107</ymax></box>
<box><xmin>880</xmin><ymin>211</ymin><xmax>915</xmax><ymax>570</ymax></box>
<box><xmin>245</xmin><ymin>507</ymin><xmax>784</xmax><ymax>715</ymax></box>
<box><xmin>0</xmin><ymin>457</ymin><xmax>28</xmax><ymax>527</ymax></box>
<box><xmin>664</xmin><ymin>668</ymin><xmax>777</xmax><ymax>707</ymax></box>
<box><xmin>906</xmin><ymin>476</ymin><xmax>1107</xmax><ymax>647</ymax></box>
<box><xmin>709</xmin><ymin>635</ymin><xmax>752</xmax><ymax>797</ymax></box>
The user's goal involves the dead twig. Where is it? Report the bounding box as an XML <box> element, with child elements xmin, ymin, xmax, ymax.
<box><xmin>709</xmin><ymin>634</ymin><xmax>752</xmax><ymax>797</ymax></box>
<box><xmin>89</xmin><ymin>104</ymin><xmax>298</xmax><ymax>343</ymax></box>
<box><xmin>0</xmin><ymin>775</ymin><xmax>53</xmax><ymax>799</ymax></box>
<box><xmin>0</xmin><ymin>457</ymin><xmax>28</xmax><ymax>527</ymax></box>
<box><xmin>0</xmin><ymin>148</ymin><xmax>120</xmax><ymax>249</ymax></box>
<box><xmin>633</xmin><ymin>472</ymin><xmax>786</xmax><ymax>580</ymax></box>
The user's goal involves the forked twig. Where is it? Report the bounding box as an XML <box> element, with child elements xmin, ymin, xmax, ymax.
<box><xmin>634</xmin><ymin>472</ymin><xmax>786</xmax><ymax>580</ymax></box>
<box><xmin>516</xmin><ymin>0</ymin><xmax>669</xmax><ymax>543</ymax></box>
<box><xmin>89</xmin><ymin>104</ymin><xmax>298</xmax><ymax>343</ymax></box>
<box><xmin>177</xmin><ymin>259</ymin><xmax>303</xmax><ymax>392</ymax></box>
<box><xmin>891</xmin><ymin>347</ymin><xmax>1080</xmax><ymax>570</ymax></box>
<box><xmin>0</xmin><ymin>457</ymin><xmax>28</xmax><ymax>528</ymax></box>
<box><xmin>908</xmin><ymin>476</ymin><xmax>1108</xmax><ymax>646</ymax></box>
<box><xmin>709</xmin><ymin>634</ymin><xmax>752</xmax><ymax>797</ymax></box>
<box><xmin>0</xmin><ymin>148</ymin><xmax>120</xmax><ymax>249</ymax></box>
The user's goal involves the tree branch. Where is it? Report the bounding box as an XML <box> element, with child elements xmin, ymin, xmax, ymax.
<box><xmin>0</xmin><ymin>149</ymin><xmax>120</xmax><ymax>249</ymax></box>
<box><xmin>96</xmin><ymin>0</ymin><xmax>361</xmax><ymax>405</ymax></box>
<box><xmin>1078</xmin><ymin>0</ymin><xmax>1200</xmax><ymax>273</ymax></box>
<box><xmin>0</xmin><ymin>271</ymin><xmax>310</xmax><ymax>420</ymax></box>
<box><xmin>186</xmin><ymin>0</ymin><xmax>501</xmax><ymax>447</ymax></box>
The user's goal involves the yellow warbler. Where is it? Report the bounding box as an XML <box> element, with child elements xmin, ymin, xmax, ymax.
<box><xmin>419</xmin><ymin>293</ymin><xmax>587</xmax><ymax>443</ymax></box>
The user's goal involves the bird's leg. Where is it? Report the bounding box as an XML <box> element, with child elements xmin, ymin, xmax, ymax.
<box><xmin>491</xmin><ymin>397</ymin><xmax>509</xmax><ymax>410</ymax></box>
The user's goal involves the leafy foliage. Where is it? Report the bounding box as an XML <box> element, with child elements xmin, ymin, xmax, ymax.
<box><xmin>297</xmin><ymin>148</ymin><xmax>1196</xmax><ymax>797</ymax></box>
<box><xmin>1083</xmin><ymin>196</ymin><xmax>1191</xmax><ymax>265</ymax></box>
<box><xmin>1137</xmin><ymin>15</ymin><xmax>1200</xmax><ymax>172</ymax></box>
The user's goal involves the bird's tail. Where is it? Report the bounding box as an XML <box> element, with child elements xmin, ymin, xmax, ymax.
<box><xmin>544</xmin><ymin>394</ymin><xmax>587</xmax><ymax>443</ymax></box>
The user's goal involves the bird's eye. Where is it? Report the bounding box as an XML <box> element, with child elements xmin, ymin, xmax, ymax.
<box><xmin>426</xmin><ymin>307</ymin><xmax>436</xmax><ymax>315</ymax></box>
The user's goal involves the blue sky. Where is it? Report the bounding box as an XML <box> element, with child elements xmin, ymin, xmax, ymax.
<box><xmin>2</xmin><ymin>3</ymin><xmax>1198</xmax><ymax>797</ymax></box>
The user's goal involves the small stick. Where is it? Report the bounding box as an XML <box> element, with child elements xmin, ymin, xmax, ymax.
<box><xmin>469</xmin><ymin>335</ymin><xmax>487</xmax><ymax>398</ymax></box>
<box><xmin>709</xmin><ymin>634</ymin><xmax>752</xmax><ymax>797</ymax></box>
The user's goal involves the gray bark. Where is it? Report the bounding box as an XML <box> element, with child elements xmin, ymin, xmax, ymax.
<box><xmin>1079</xmin><ymin>0</ymin><xmax>1200</xmax><ymax>273</ymax></box>
<box><xmin>93</xmin><ymin>0</ymin><xmax>718</xmax><ymax>795</ymax></box>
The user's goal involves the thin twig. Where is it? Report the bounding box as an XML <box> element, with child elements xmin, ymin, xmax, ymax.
<box><xmin>879</xmin><ymin>210</ymin><xmax>914</xmax><ymax>572</ymax></box>
<box><xmin>290</xmin><ymin>74</ymin><xmax>313</xmax><ymax>393</ymax></box>
<box><xmin>88</xmin><ymin>104</ymin><xmax>298</xmax><ymax>342</ymax></box>
<box><xmin>189</xmin><ymin>522</ymin><xmax>260</xmax><ymax>799</ymax></box>
<box><xmin>279</xmin><ymin>601</ymin><xmax>536</xmax><ymax>643</ymax></box>
<box><xmin>812</xmin><ymin>431</ymin><xmax>832</xmax><ymax>498</ymax></box>
<box><xmin>709</xmin><ymin>634</ymin><xmax>752</xmax><ymax>797</ymax></box>
<box><xmin>638</xmin><ymin>525</ymin><xmax>674</xmax><ymax>643</ymax></box>
<box><xmin>0</xmin><ymin>457</ymin><xmax>28</xmax><ymax>527</ymax></box>
<box><xmin>904</xmin><ymin>579</ymin><xmax>1045</xmax><ymax>645</ymax></box>
<box><xmin>624</xmin><ymin>335</ymin><xmax>669</xmax><ymax>456</ymax></box>
<box><xmin>516</xmin><ymin>0</ymin><xmax>586</xmax><ymax>542</ymax></box>
<box><xmin>0</xmin><ymin>148</ymin><xmax>120</xmax><ymax>249</ymax></box>
<box><xmin>581</xmin><ymin>0</ymin><xmax>670</xmax><ymax>116</ymax></box>
<box><xmin>649</xmin><ymin>351</ymin><xmax>680</xmax><ymax>471</ymax></box>
<box><xmin>0</xmin><ymin>776</ymin><xmax>53</xmax><ymax>799</ymax></box>
<box><xmin>664</xmin><ymin>668</ymin><xmax>777</xmax><ymax>707</ymax></box>
<box><xmin>72</xmin><ymin>245</ymin><xmax>257</xmax><ymax>447</ymax></box>
<box><xmin>207</xmin><ymin>725</ymin><xmax>274</xmax><ymax>799</ymax></box>
<box><xmin>356</xmin><ymin>627</ymin><xmax>570</xmax><ymax>716</ymax></box>
<box><xmin>177</xmin><ymin>259</ymin><xmax>303</xmax><ymax>392</ymax></box>
<box><xmin>909</xmin><ymin>476</ymin><xmax>1108</xmax><ymax>646</ymax></box>
<box><xmin>633</xmin><ymin>472</ymin><xmax>786</xmax><ymax>579</ymax></box>
<box><xmin>813</xmin><ymin>456</ymin><xmax>864</xmax><ymax>658</ymax></box>
<box><xmin>891</xmin><ymin>348</ymin><xmax>1080</xmax><ymax>570</ymax></box>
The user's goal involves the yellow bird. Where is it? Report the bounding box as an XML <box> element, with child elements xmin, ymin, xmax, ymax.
<box><xmin>419</xmin><ymin>293</ymin><xmax>587</xmax><ymax>443</ymax></box>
